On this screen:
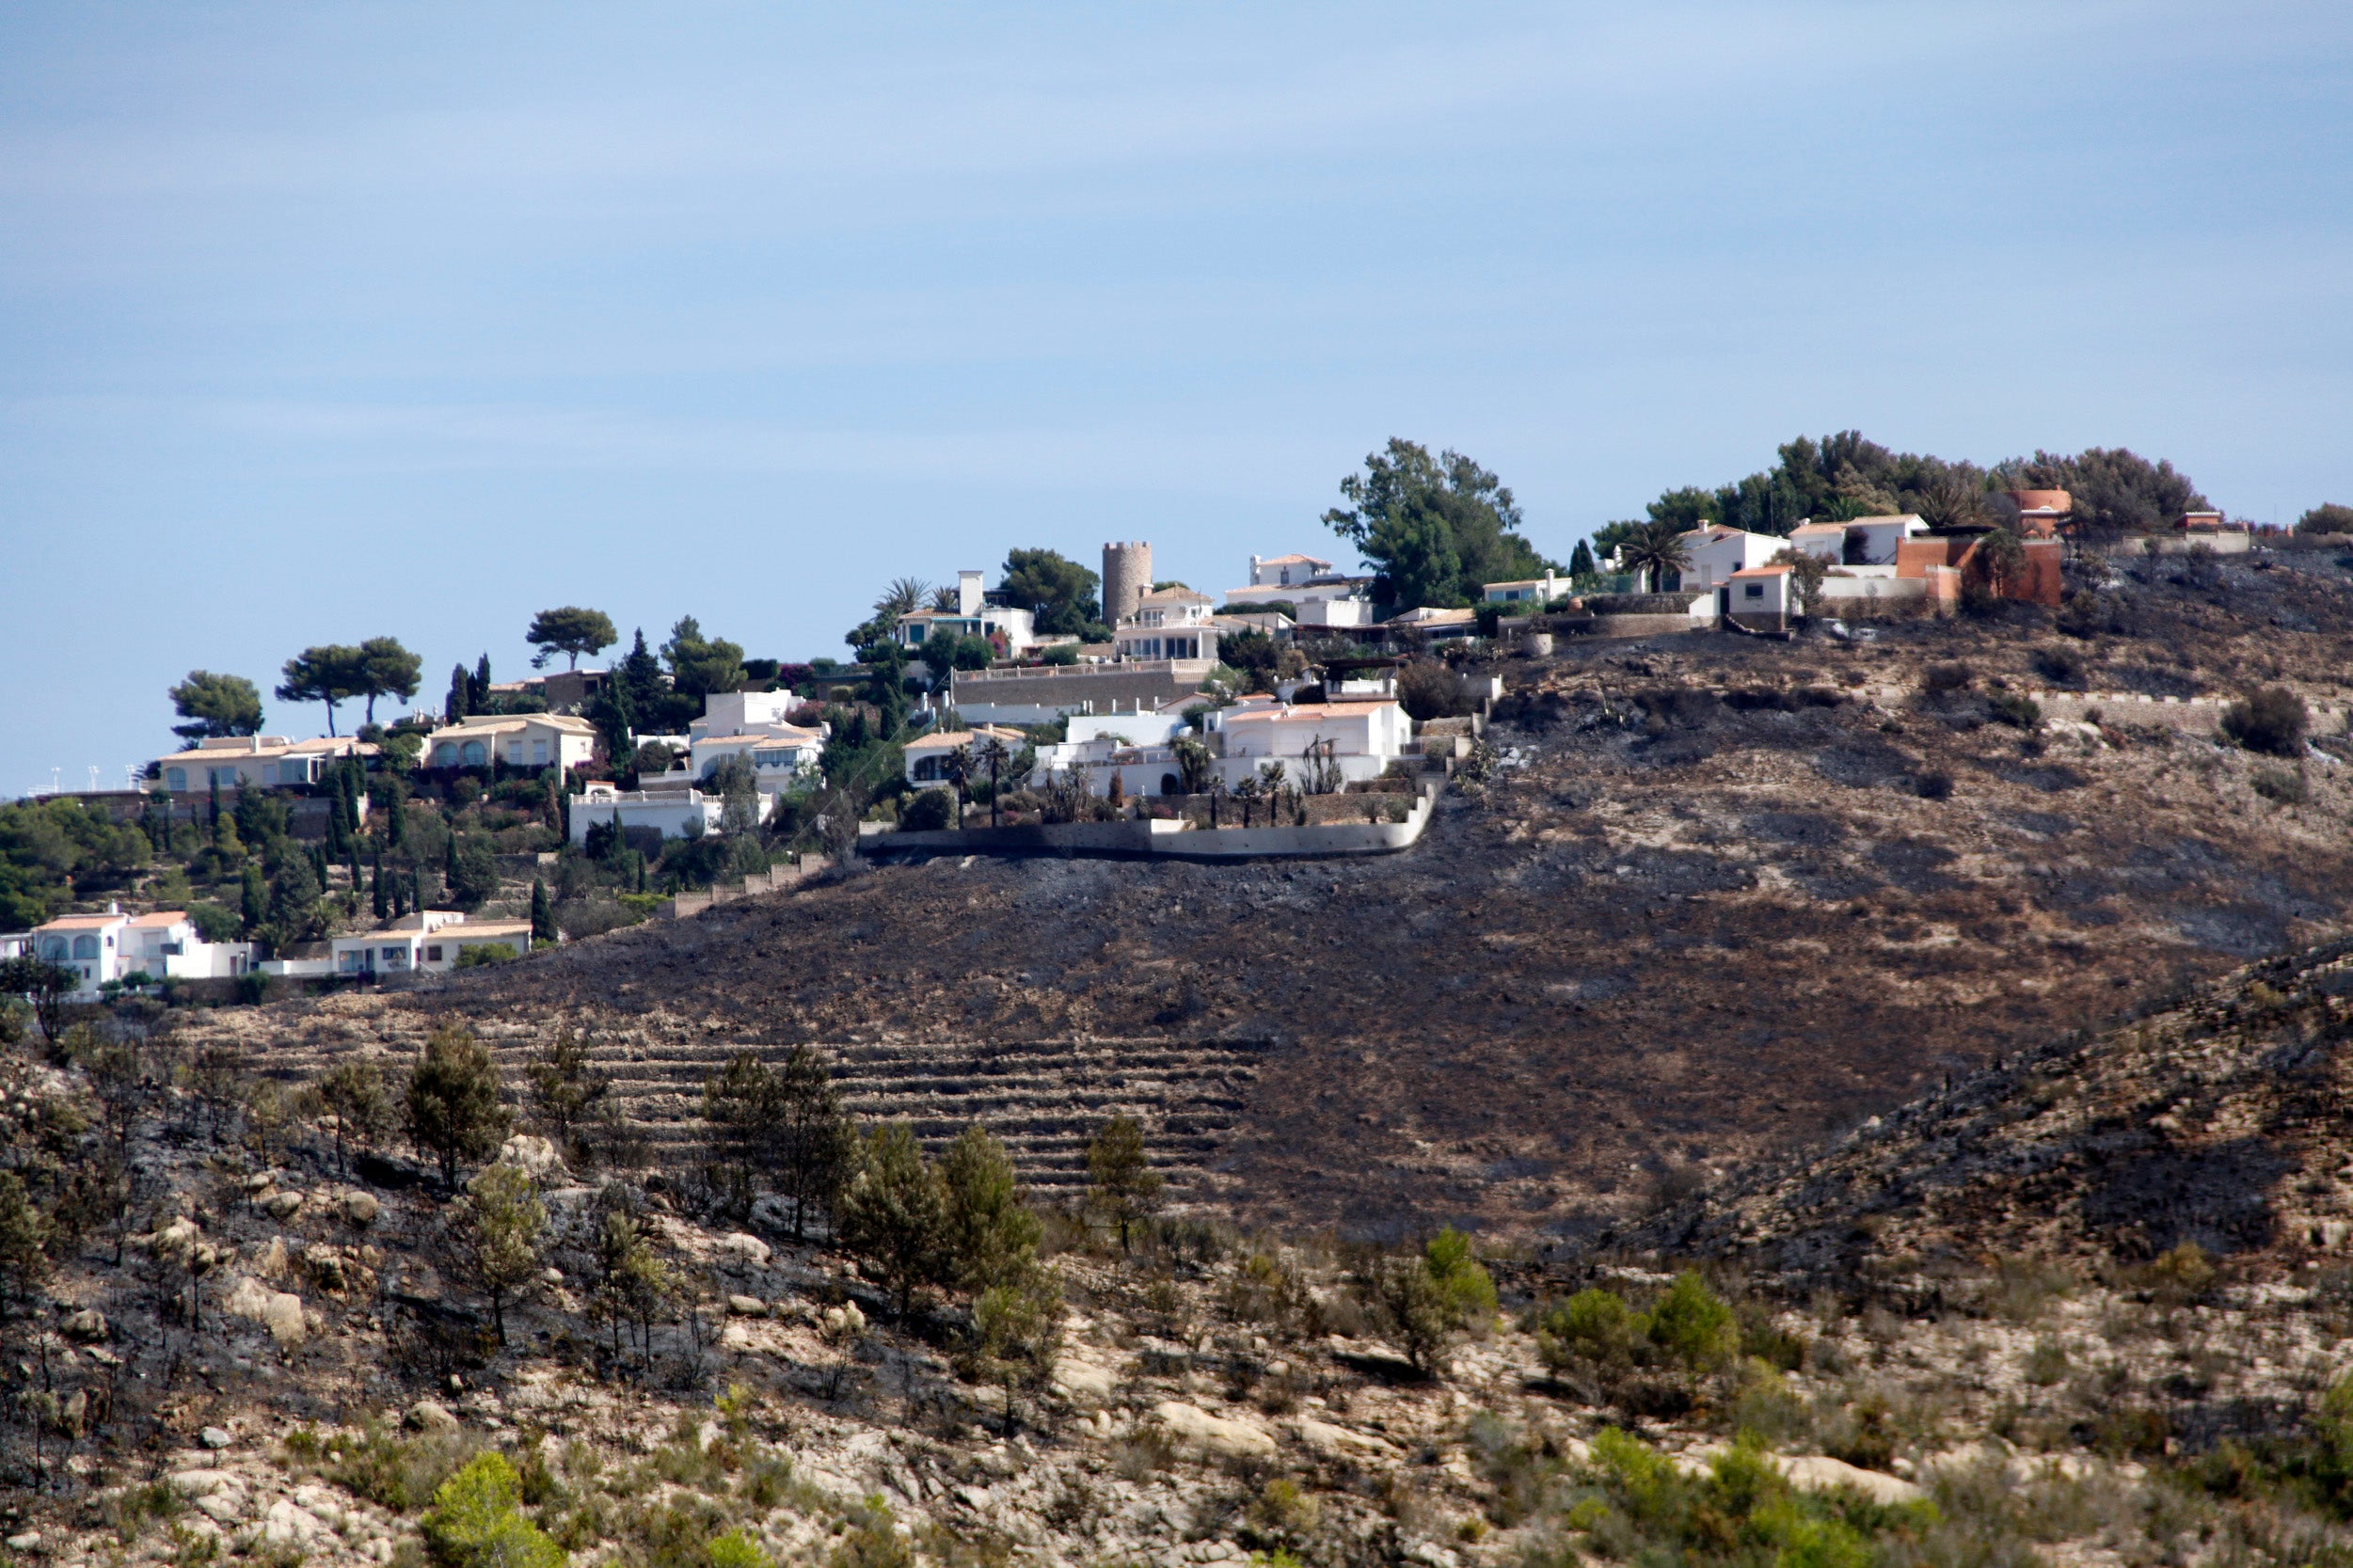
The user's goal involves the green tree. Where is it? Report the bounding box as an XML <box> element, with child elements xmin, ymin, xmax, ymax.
<box><xmin>1615</xmin><ymin>519</ymin><xmax>1693</xmax><ymax>593</ymax></box>
<box><xmin>277</xmin><ymin>644</ymin><xmax>369</xmax><ymax>736</ymax></box>
<box><xmin>1323</xmin><ymin>439</ymin><xmax>1549</xmax><ymax>610</ymax></box>
<box><xmin>1358</xmin><ymin>1227</ymin><xmax>1495</xmax><ymax>1376</ymax></box>
<box><xmin>445</xmin><ymin>662</ymin><xmax>471</xmax><ymax>723</ymax></box>
<box><xmin>525</xmin><ymin>606</ymin><xmax>618</xmax><ymax>671</ymax></box>
<box><xmin>968</xmin><ymin>1273</ymin><xmax>1062</xmax><ymax>1435</ymax></box>
<box><xmin>240</xmin><ymin>862</ymin><xmax>268</xmax><ymax>935</ymax></box>
<box><xmin>0</xmin><ymin>1169</ymin><xmax>53</xmax><ymax>1323</ymax></box>
<box><xmin>315</xmin><ymin>1058</ymin><xmax>391</xmax><ymax>1176</ymax></box>
<box><xmin>357</xmin><ymin>636</ymin><xmax>423</xmax><ymax>725</ymax></box>
<box><xmin>999</xmin><ymin>548</ymin><xmax>1105</xmax><ymax>637</ymax></box>
<box><xmin>0</xmin><ymin>957</ymin><xmax>77</xmax><ymax>1045</ymax></box>
<box><xmin>704</xmin><ymin>1052</ymin><xmax>784</xmax><ymax>1212</ymax></box>
<box><xmin>420</xmin><ymin>1451</ymin><xmax>564</xmax><ymax>1568</ymax></box>
<box><xmin>525</xmin><ymin>1027</ymin><xmax>611</xmax><ymax>1163</ymax></box>
<box><xmin>836</xmin><ymin>1123</ymin><xmax>948</xmax><ymax>1316</ymax></box>
<box><xmin>1567</xmin><ymin>539</ymin><xmax>1597</xmax><ymax>579</ymax></box>
<box><xmin>1084</xmin><ymin>1114</ymin><xmax>1162</xmax><ymax>1252</ymax></box>
<box><xmin>662</xmin><ymin>616</ymin><xmax>747</xmax><ymax>703</ymax></box>
<box><xmin>978</xmin><ymin>734</ymin><xmax>1012</xmax><ymax>828</ymax></box>
<box><xmin>167</xmin><ymin>671</ymin><xmax>264</xmax><ymax>740</ymax></box>
<box><xmin>405</xmin><ymin>1022</ymin><xmax>513</xmax><ymax>1189</ymax></box>
<box><xmin>2222</xmin><ymin>686</ymin><xmax>2310</xmax><ymax>757</ymax></box>
<box><xmin>1645</xmin><ymin>1269</ymin><xmax>1736</xmax><ymax>1370</ymax></box>
<box><xmin>1769</xmin><ymin>546</ymin><xmax>1829</xmax><ymax>617</ymax></box>
<box><xmin>456</xmin><ymin>1163</ymin><xmax>546</xmax><ymax>1344</ymax></box>
<box><xmin>531</xmin><ymin>879</ymin><xmax>556</xmax><ymax>942</ymax></box>
<box><xmin>940</xmin><ymin>1124</ymin><xmax>1041</xmax><ymax>1292</ymax></box>
<box><xmin>266</xmin><ymin>855</ymin><xmax>325</xmax><ymax>945</ymax></box>
<box><xmin>2011</xmin><ymin>446</ymin><xmax>2210</xmax><ymax>539</ymax></box>
<box><xmin>446</xmin><ymin>833</ymin><xmax>499</xmax><ymax>911</ymax></box>
<box><xmin>2297</xmin><ymin>502</ymin><xmax>2353</xmax><ymax>536</ymax></box>
<box><xmin>775</xmin><ymin>1045</ymin><xmax>851</xmax><ymax>1243</ymax></box>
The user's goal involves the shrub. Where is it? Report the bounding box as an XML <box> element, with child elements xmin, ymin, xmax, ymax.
<box><xmin>1923</xmin><ymin>662</ymin><xmax>1974</xmax><ymax>696</ymax></box>
<box><xmin>2296</xmin><ymin>502</ymin><xmax>2353</xmax><ymax>536</ymax></box>
<box><xmin>2221</xmin><ymin>686</ymin><xmax>2309</xmax><ymax>756</ymax></box>
<box><xmin>1537</xmin><ymin>1288</ymin><xmax>1640</xmax><ymax>1372</ymax></box>
<box><xmin>2031</xmin><ymin>646</ymin><xmax>2086</xmax><ymax>685</ymax></box>
<box><xmin>455</xmin><ymin>943</ymin><xmax>519</xmax><ymax>969</ymax></box>
<box><xmin>898</xmin><ymin>790</ymin><xmax>954</xmax><ymax>832</ymax></box>
<box><xmin>2252</xmin><ymin>768</ymin><xmax>2309</xmax><ymax>805</ymax></box>
<box><xmin>1646</xmin><ymin>1270</ymin><xmax>1738</xmax><ymax>1370</ymax></box>
<box><xmin>1916</xmin><ymin>769</ymin><xmax>1954</xmax><ymax>800</ymax></box>
<box><xmin>1989</xmin><ymin>693</ymin><xmax>2042</xmax><ymax>730</ymax></box>
<box><xmin>421</xmin><ymin>1452</ymin><xmax>564</xmax><ymax>1568</ymax></box>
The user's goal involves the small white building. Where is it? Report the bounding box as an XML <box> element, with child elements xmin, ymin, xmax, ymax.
<box><xmin>1784</xmin><ymin>514</ymin><xmax>1930</xmax><ymax>567</ymax></box>
<box><xmin>1294</xmin><ymin>596</ymin><xmax>1375</xmax><ymax>628</ymax></box>
<box><xmin>1484</xmin><ymin>571</ymin><xmax>1570</xmax><ymax>606</ymax></box>
<box><xmin>675</xmin><ymin>690</ymin><xmax>827</xmax><ymax>791</ymax></box>
<box><xmin>155</xmin><ymin>735</ymin><xmax>371</xmax><ymax>795</ymax></box>
<box><xmin>904</xmin><ymin>725</ymin><xmax>1029</xmax><ymax>789</ymax></box>
<box><xmin>30</xmin><ymin>906</ymin><xmax>254</xmax><ymax>994</ymax></box>
<box><xmin>1725</xmin><ymin>563</ymin><xmax>1794</xmax><ymax>629</ymax></box>
<box><xmin>894</xmin><ymin>570</ymin><xmax>1041</xmax><ymax>658</ymax></box>
<box><xmin>1113</xmin><ymin>588</ymin><xmax>1219</xmax><ymax>662</ymax></box>
<box><xmin>426</xmin><ymin>713</ymin><xmax>599</xmax><ymax>773</ymax></box>
<box><xmin>1675</xmin><ymin>526</ymin><xmax>1787</xmax><ymax>589</ymax></box>
<box><xmin>1247</xmin><ymin>552</ymin><xmax>1335</xmax><ymax>589</ymax></box>
<box><xmin>570</xmin><ymin>780</ymin><xmax>771</xmax><ymax>843</ymax></box>
<box><xmin>330</xmin><ymin>911</ymin><xmax>538</xmax><ymax>978</ymax></box>
<box><xmin>1382</xmin><ymin>606</ymin><xmax>1479</xmax><ymax>641</ymax></box>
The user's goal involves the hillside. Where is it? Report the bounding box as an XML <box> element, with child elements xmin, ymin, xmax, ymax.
<box><xmin>170</xmin><ymin>544</ymin><xmax>2353</xmax><ymax>1242</ymax></box>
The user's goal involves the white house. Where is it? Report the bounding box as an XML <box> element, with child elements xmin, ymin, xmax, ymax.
<box><xmin>1113</xmin><ymin>587</ymin><xmax>1220</xmax><ymax>662</ymax></box>
<box><xmin>1675</xmin><ymin>526</ymin><xmax>1787</xmax><ymax>589</ymax></box>
<box><xmin>1032</xmin><ymin>694</ymin><xmax>1413</xmax><ymax>799</ymax></box>
<box><xmin>155</xmin><ymin>735</ymin><xmax>372</xmax><ymax>795</ymax></box>
<box><xmin>1784</xmin><ymin>514</ymin><xmax>1930</xmax><ymax>567</ymax></box>
<box><xmin>903</xmin><ymin>725</ymin><xmax>1029</xmax><ymax>788</ymax></box>
<box><xmin>30</xmin><ymin>906</ymin><xmax>253</xmax><ymax>994</ymax></box>
<box><xmin>1247</xmin><ymin>552</ymin><xmax>1335</xmax><ymax>589</ymax></box>
<box><xmin>329</xmin><ymin>911</ymin><xmax>538</xmax><ymax>978</ymax></box>
<box><xmin>1382</xmin><ymin>606</ymin><xmax>1479</xmax><ymax>641</ymax></box>
<box><xmin>1725</xmin><ymin>563</ymin><xmax>1794</xmax><ymax>629</ymax></box>
<box><xmin>675</xmin><ymin>690</ymin><xmax>827</xmax><ymax>791</ymax></box>
<box><xmin>1484</xmin><ymin>571</ymin><xmax>1570</xmax><ymax>605</ymax></box>
<box><xmin>570</xmin><ymin>780</ymin><xmax>772</xmax><ymax>844</ymax></box>
<box><xmin>894</xmin><ymin>570</ymin><xmax>1041</xmax><ymax>657</ymax></box>
<box><xmin>426</xmin><ymin>714</ymin><xmax>599</xmax><ymax>773</ymax></box>
<box><xmin>1294</xmin><ymin>596</ymin><xmax>1375</xmax><ymax>628</ymax></box>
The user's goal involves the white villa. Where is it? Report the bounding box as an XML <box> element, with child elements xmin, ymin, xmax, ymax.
<box><xmin>1484</xmin><ymin>570</ymin><xmax>1571</xmax><ymax>606</ymax></box>
<box><xmin>30</xmin><ymin>905</ymin><xmax>254</xmax><ymax>994</ymax></box>
<box><xmin>1027</xmin><ymin>689</ymin><xmax>1413</xmax><ymax>799</ymax></box>
<box><xmin>903</xmin><ymin>725</ymin><xmax>1030</xmax><ymax>789</ymax></box>
<box><xmin>328</xmin><ymin>911</ymin><xmax>538</xmax><ymax>978</ymax></box>
<box><xmin>672</xmin><ymin>690</ymin><xmax>827</xmax><ymax>790</ymax></box>
<box><xmin>1784</xmin><ymin>514</ymin><xmax>1931</xmax><ymax>567</ymax></box>
<box><xmin>1224</xmin><ymin>552</ymin><xmax>1375</xmax><ymax>619</ymax></box>
<box><xmin>894</xmin><ymin>571</ymin><xmax>1041</xmax><ymax>658</ymax></box>
<box><xmin>570</xmin><ymin>779</ymin><xmax>775</xmax><ymax>844</ymax></box>
<box><xmin>1674</xmin><ymin>526</ymin><xmax>1788</xmax><ymax>589</ymax></box>
<box><xmin>154</xmin><ymin>735</ymin><xmax>372</xmax><ymax>795</ymax></box>
<box><xmin>426</xmin><ymin>713</ymin><xmax>599</xmax><ymax>773</ymax></box>
<box><xmin>1112</xmin><ymin>587</ymin><xmax>1220</xmax><ymax>662</ymax></box>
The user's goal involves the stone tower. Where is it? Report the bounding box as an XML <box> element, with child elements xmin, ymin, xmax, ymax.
<box><xmin>1102</xmin><ymin>540</ymin><xmax>1152</xmax><ymax>628</ymax></box>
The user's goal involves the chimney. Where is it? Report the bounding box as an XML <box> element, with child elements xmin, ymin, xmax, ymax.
<box><xmin>958</xmin><ymin>570</ymin><xmax>984</xmax><ymax>617</ymax></box>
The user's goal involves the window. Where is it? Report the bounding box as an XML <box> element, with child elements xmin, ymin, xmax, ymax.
<box><xmin>72</xmin><ymin>935</ymin><xmax>99</xmax><ymax>959</ymax></box>
<box><xmin>166</xmin><ymin>768</ymin><xmax>187</xmax><ymax>792</ymax></box>
<box><xmin>39</xmin><ymin>938</ymin><xmax>66</xmax><ymax>962</ymax></box>
<box><xmin>279</xmin><ymin>760</ymin><xmax>310</xmax><ymax>785</ymax></box>
<box><xmin>1744</xmin><ymin>583</ymin><xmax>1764</xmax><ymax>599</ymax></box>
<box><xmin>434</xmin><ymin>743</ymin><xmax>458</xmax><ymax>765</ymax></box>
<box><xmin>460</xmin><ymin>740</ymin><xmax>487</xmax><ymax>767</ymax></box>
<box><xmin>533</xmin><ymin>741</ymin><xmax>548</xmax><ymax>765</ymax></box>
<box><xmin>381</xmin><ymin>946</ymin><xmax>407</xmax><ymax>968</ymax></box>
<box><xmin>340</xmin><ymin>950</ymin><xmax>365</xmax><ymax>973</ymax></box>
<box><xmin>424</xmin><ymin>945</ymin><xmax>442</xmax><ymax>962</ymax></box>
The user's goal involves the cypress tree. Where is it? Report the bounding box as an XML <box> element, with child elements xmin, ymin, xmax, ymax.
<box><xmin>410</xmin><ymin>866</ymin><xmax>424</xmax><ymax>914</ymax></box>
<box><xmin>371</xmin><ymin>847</ymin><xmax>388</xmax><ymax>920</ymax></box>
<box><xmin>445</xmin><ymin>662</ymin><xmax>470</xmax><ymax>724</ymax></box>
<box><xmin>531</xmin><ymin>879</ymin><xmax>555</xmax><ymax>943</ymax></box>
<box><xmin>208</xmin><ymin>776</ymin><xmax>222</xmax><ymax>835</ymax></box>
<box><xmin>471</xmin><ymin>654</ymin><xmax>492</xmax><ymax>710</ymax></box>
<box><xmin>383</xmin><ymin>776</ymin><xmax>406</xmax><ymax>848</ymax></box>
<box><xmin>241</xmin><ymin>863</ymin><xmax>268</xmax><ymax>935</ymax></box>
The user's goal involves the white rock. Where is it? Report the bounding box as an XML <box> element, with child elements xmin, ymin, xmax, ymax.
<box><xmin>222</xmin><ymin>1275</ymin><xmax>307</xmax><ymax>1347</ymax></box>
<box><xmin>198</xmin><ymin>1425</ymin><xmax>233</xmax><ymax>1449</ymax></box>
<box><xmin>1152</xmin><ymin>1401</ymin><xmax>1276</xmax><ymax>1460</ymax></box>
<box><xmin>727</xmin><ymin>1294</ymin><xmax>767</xmax><ymax>1317</ymax></box>
<box><xmin>262</xmin><ymin>1501</ymin><xmax>326</xmax><ymax>1544</ymax></box>
<box><xmin>1779</xmin><ymin>1455</ymin><xmax>1927</xmax><ymax>1506</ymax></box>
<box><xmin>1295</xmin><ymin>1417</ymin><xmax>1397</xmax><ymax>1459</ymax></box>
<box><xmin>167</xmin><ymin>1468</ymin><xmax>246</xmax><ymax>1497</ymax></box>
<box><xmin>405</xmin><ymin>1399</ymin><xmax>459</xmax><ymax>1433</ymax></box>
<box><xmin>498</xmin><ymin>1134</ymin><xmax>563</xmax><ymax>1179</ymax></box>
<box><xmin>262</xmin><ymin>1191</ymin><xmax>305</xmax><ymax>1221</ymax></box>
<box><xmin>342</xmin><ymin>1192</ymin><xmax>381</xmax><ymax>1227</ymax></box>
<box><xmin>713</xmin><ymin>1232</ymin><xmax>772</xmax><ymax>1269</ymax></box>
<box><xmin>1050</xmin><ymin>1356</ymin><xmax>1118</xmax><ymax>1403</ymax></box>
<box><xmin>5</xmin><ymin>1531</ymin><xmax>40</xmax><ymax>1552</ymax></box>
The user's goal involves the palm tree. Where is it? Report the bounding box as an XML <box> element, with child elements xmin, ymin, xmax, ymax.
<box><xmin>978</xmin><ymin>734</ymin><xmax>1012</xmax><ymax>827</ymax></box>
<box><xmin>1616</xmin><ymin>520</ymin><xmax>1693</xmax><ymax>593</ymax></box>
<box><xmin>875</xmin><ymin>578</ymin><xmax>931</xmax><ymax>621</ymax></box>
<box><xmin>943</xmin><ymin>743</ymin><xmax>975</xmax><ymax>829</ymax></box>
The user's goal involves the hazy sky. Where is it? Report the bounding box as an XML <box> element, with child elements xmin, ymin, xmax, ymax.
<box><xmin>4</xmin><ymin>2</ymin><xmax>2349</xmax><ymax>791</ymax></box>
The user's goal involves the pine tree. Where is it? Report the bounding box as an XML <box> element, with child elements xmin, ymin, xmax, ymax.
<box><xmin>405</xmin><ymin>1021</ymin><xmax>512</xmax><ymax>1189</ymax></box>
<box><xmin>1085</xmin><ymin>1114</ymin><xmax>1163</xmax><ymax>1253</ymax></box>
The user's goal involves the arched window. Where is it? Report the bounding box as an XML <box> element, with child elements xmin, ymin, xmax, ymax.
<box><xmin>1160</xmin><ymin>773</ymin><xmax>1182</xmax><ymax>797</ymax></box>
<box><xmin>460</xmin><ymin>740</ymin><xmax>487</xmax><ymax>767</ymax></box>
<box><xmin>39</xmin><ymin>937</ymin><xmax>67</xmax><ymax>962</ymax></box>
<box><xmin>433</xmin><ymin>743</ymin><xmax>458</xmax><ymax>766</ymax></box>
<box><xmin>72</xmin><ymin>935</ymin><xmax>100</xmax><ymax>959</ymax></box>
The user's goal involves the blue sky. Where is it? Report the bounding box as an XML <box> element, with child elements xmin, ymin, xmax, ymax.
<box><xmin>4</xmin><ymin>2</ymin><xmax>2348</xmax><ymax>791</ymax></box>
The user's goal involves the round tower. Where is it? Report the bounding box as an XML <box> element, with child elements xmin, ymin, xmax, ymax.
<box><xmin>1102</xmin><ymin>540</ymin><xmax>1152</xmax><ymax>627</ymax></box>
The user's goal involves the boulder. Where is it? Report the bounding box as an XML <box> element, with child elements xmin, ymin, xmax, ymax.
<box><xmin>1779</xmin><ymin>1455</ymin><xmax>1927</xmax><ymax>1506</ymax></box>
<box><xmin>222</xmin><ymin>1275</ymin><xmax>307</xmax><ymax>1348</ymax></box>
<box><xmin>1295</xmin><ymin>1417</ymin><xmax>1397</xmax><ymax>1460</ymax></box>
<box><xmin>5</xmin><ymin>1532</ymin><xmax>40</xmax><ymax>1553</ymax></box>
<box><xmin>262</xmin><ymin>1500</ymin><xmax>326</xmax><ymax>1544</ymax></box>
<box><xmin>1050</xmin><ymin>1355</ymin><xmax>1118</xmax><ymax>1404</ymax></box>
<box><xmin>62</xmin><ymin>1307</ymin><xmax>107</xmax><ymax>1341</ymax></box>
<box><xmin>498</xmin><ymin>1134</ymin><xmax>563</xmax><ymax>1179</ymax></box>
<box><xmin>262</xmin><ymin>1191</ymin><xmax>305</xmax><ymax>1221</ymax></box>
<box><xmin>197</xmin><ymin>1426</ymin><xmax>233</xmax><ymax>1450</ymax></box>
<box><xmin>727</xmin><ymin>1294</ymin><xmax>767</xmax><ymax>1317</ymax></box>
<box><xmin>1153</xmin><ymin>1401</ymin><xmax>1276</xmax><ymax>1460</ymax></box>
<box><xmin>405</xmin><ymin>1399</ymin><xmax>459</xmax><ymax>1433</ymax></box>
<box><xmin>713</xmin><ymin>1232</ymin><xmax>772</xmax><ymax>1270</ymax></box>
<box><xmin>342</xmin><ymin>1192</ymin><xmax>381</xmax><ymax>1227</ymax></box>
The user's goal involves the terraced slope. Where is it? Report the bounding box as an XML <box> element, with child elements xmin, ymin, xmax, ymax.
<box><xmin>184</xmin><ymin>995</ymin><xmax>1272</xmax><ymax>1201</ymax></box>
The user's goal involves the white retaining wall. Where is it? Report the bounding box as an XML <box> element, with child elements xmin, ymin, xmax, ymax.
<box><xmin>872</xmin><ymin>785</ymin><xmax>1437</xmax><ymax>862</ymax></box>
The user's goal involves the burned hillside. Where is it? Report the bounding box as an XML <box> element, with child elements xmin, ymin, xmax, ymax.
<box><xmin>174</xmin><ymin>546</ymin><xmax>2353</xmax><ymax>1243</ymax></box>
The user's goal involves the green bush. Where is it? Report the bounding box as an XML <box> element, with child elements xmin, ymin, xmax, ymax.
<box><xmin>705</xmin><ymin>1533</ymin><xmax>770</xmax><ymax>1568</ymax></box>
<box><xmin>455</xmin><ymin>943</ymin><xmax>519</xmax><ymax>969</ymax></box>
<box><xmin>898</xmin><ymin>790</ymin><xmax>954</xmax><ymax>832</ymax></box>
<box><xmin>421</xmin><ymin>1452</ymin><xmax>564</xmax><ymax>1568</ymax></box>
<box><xmin>2221</xmin><ymin>686</ymin><xmax>2309</xmax><ymax>757</ymax></box>
<box><xmin>1536</xmin><ymin>1272</ymin><xmax>1739</xmax><ymax>1376</ymax></box>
